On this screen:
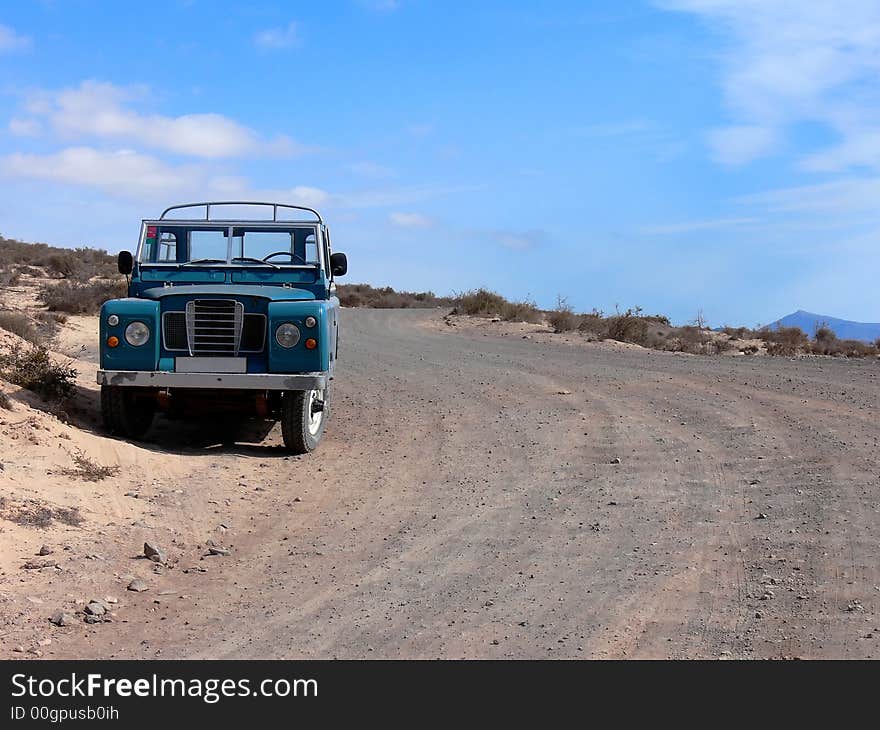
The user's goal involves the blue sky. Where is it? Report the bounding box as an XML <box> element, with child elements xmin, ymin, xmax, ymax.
<box><xmin>2</xmin><ymin>1</ymin><xmax>880</xmax><ymax>326</ymax></box>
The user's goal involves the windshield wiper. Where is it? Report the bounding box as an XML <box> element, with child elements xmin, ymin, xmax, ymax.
<box><xmin>231</xmin><ymin>257</ymin><xmax>279</xmax><ymax>269</ymax></box>
<box><xmin>180</xmin><ymin>258</ymin><xmax>226</xmax><ymax>267</ymax></box>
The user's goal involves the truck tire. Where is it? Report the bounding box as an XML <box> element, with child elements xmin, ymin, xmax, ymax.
<box><xmin>281</xmin><ymin>387</ymin><xmax>329</xmax><ymax>453</ymax></box>
<box><xmin>100</xmin><ymin>384</ymin><xmax>154</xmax><ymax>440</ymax></box>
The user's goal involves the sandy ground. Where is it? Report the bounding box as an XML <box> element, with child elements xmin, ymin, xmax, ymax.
<box><xmin>1</xmin><ymin>302</ymin><xmax>878</xmax><ymax>659</ymax></box>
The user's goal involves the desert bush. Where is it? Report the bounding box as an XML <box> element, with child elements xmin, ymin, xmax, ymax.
<box><xmin>43</xmin><ymin>253</ymin><xmax>77</xmax><ymax>278</ymax></box>
<box><xmin>757</xmin><ymin>326</ymin><xmax>808</xmax><ymax>356</ymax></box>
<box><xmin>811</xmin><ymin>336</ymin><xmax>878</xmax><ymax>357</ymax></box>
<box><xmin>60</xmin><ymin>453</ymin><xmax>120</xmax><ymax>482</ymax></box>
<box><xmin>0</xmin><ymin>235</ymin><xmax>117</xmax><ymax>280</ymax></box>
<box><xmin>836</xmin><ymin>340</ymin><xmax>878</xmax><ymax>357</ymax></box>
<box><xmin>0</xmin><ymin>268</ymin><xmax>21</xmax><ymax>286</ymax></box>
<box><xmin>337</xmin><ymin>283</ymin><xmax>452</xmax><ymax>309</ymax></box>
<box><xmin>809</xmin><ymin>324</ymin><xmax>838</xmax><ymax>355</ymax></box>
<box><xmin>451</xmin><ymin>288</ymin><xmax>509</xmax><ymax>317</ymax></box>
<box><xmin>577</xmin><ymin>311</ymin><xmax>607</xmax><ymax>338</ymax></box>
<box><xmin>0</xmin><ymin>496</ymin><xmax>83</xmax><ymax>527</ymax></box>
<box><xmin>675</xmin><ymin>325</ymin><xmax>707</xmax><ymax>353</ymax></box>
<box><xmin>500</xmin><ymin>299</ymin><xmax>542</xmax><ymax>323</ymax></box>
<box><xmin>36</xmin><ymin>311</ymin><xmax>68</xmax><ymax>326</ymax></box>
<box><xmin>0</xmin><ymin>311</ymin><xmax>41</xmax><ymax>344</ymax></box>
<box><xmin>605</xmin><ymin>307</ymin><xmax>649</xmax><ymax>345</ymax></box>
<box><xmin>0</xmin><ymin>346</ymin><xmax>77</xmax><ymax>401</ymax></box>
<box><xmin>40</xmin><ymin>279</ymin><xmax>126</xmax><ymax>314</ymax></box>
<box><xmin>721</xmin><ymin>325</ymin><xmax>755</xmax><ymax>340</ymax></box>
<box><xmin>547</xmin><ymin>296</ymin><xmax>579</xmax><ymax>332</ymax></box>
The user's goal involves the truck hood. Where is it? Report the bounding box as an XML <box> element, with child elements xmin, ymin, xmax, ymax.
<box><xmin>140</xmin><ymin>284</ymin><xmax>315</xmax><ymax>301</ymax></box>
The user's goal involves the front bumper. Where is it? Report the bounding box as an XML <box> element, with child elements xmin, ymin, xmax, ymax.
<box><xmin>97</xmin><ymin>370</ymin><xmax>327</xmax><ymax>391</ymax></box>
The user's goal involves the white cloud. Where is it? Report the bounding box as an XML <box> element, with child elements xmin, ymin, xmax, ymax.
<box><xmin>573</xmin><ymin>120</ymin><xmax>655</xmax><ymax>138</ymax></box>
<box><xmin>349</xmin><ymin>161</ymin><xmax>395</xmax><ymax>178</ymax></box>
<box><xmin>359</xmin><ymin>0</ymin><xmax>400</xmax><ymax>11</ymax></box>
<box><xmin>335</xmin><ymin>182</ymin><xmax>481</xmax><ymax>209</ymax></box>
<box><xmin>707</xmin><ymin>125</ymin><xmax>778</xmax><ymax>165</ymax></box>
<box><xmin>488</xmin><ymin>229</ymin><xmax>547</xmax><ymax>250</ymax></box>
<box><xmin>736</xmin><ymin>176</ymin><xmax>880</xmax><ymax>214</ymax></box>
<box><xmin>253</xmin><ymin>22</ymin><xmax>299</xmax><ymax>49</ymax></box>
<box><xmin>0</xmin><ymin>147</ymin><xmax>204</xmax><ymax>199</ymax></box>
<box><xmin>660</xmin><ymin>1</ymin><xmax>880</xmax><ymax>168</ymax></box>
<box><xmin>800</xmin><ymin>130</ymin><xmax>880</xmax><ymax>172</ymax></box>
<box><xmin>20</xmin><ymin>81</ymin><xmax>305</xmax><ymax>159</ymax></box>
<box><xmin>283</xmin><ymin>186</ymin><xmax>331</xmax><ymax>208</ymax></box>
<box><xmin>389</xmin><ymin>211</ymin><xmax>433</xmax><ymax>228</ymax></box>
<box><xmin>406</xmin><ymin>123</ymin><xmax>434</xmax><ymax>138</ymax></box>
<box><xmin>0</xmin><ymin>23</ymin><xmax>30</xmax><ymax>52</ymax></box>
<box><xmin>8</xmin><ymin>117</ymin><xmax>41</xmax><ymax>136</ymax></box>
<box><xmin>640</xmin><ymin>216</ymin><xmax>759</xmax><ymax>234</ymax></box>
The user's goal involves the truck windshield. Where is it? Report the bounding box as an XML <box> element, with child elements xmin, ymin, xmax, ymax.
<box><xmin>139</xmin><ymin>224</ymin><xmax>320</xmax><ymax>266</ymax></box>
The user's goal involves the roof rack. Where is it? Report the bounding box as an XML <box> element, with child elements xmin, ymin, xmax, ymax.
<box><xmin>159</xmin><ymin>201</ymin><xmax>323</xmax><ymax>223</ymax></box>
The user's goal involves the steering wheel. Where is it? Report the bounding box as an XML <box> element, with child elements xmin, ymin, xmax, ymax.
<box><xmin>263</xmin><ymin>251</ymin><xmax>307</xmax><ymax>264</ymax></box>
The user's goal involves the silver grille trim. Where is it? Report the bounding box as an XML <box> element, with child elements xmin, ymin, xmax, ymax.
<box><xmin>185</xmin><ymin>299</ymin><xmax>244</xmax><ymax>356</ymax></box>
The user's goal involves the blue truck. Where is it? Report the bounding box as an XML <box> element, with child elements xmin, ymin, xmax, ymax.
<box><xmin>97</xmin><ymin>201</ymin><xmax>347</xmax><ymax>453</ymax></box>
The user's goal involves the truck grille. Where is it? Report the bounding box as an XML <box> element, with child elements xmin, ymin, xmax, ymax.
<box><xmin>186</xmin><ymin>299</ymin><xmax>244</xmax><ymax>356</ymax></box>
<box><xmin>163</xmin><ymin>312</ymin><xmax>188</xmax><ymax>350</ymax></box>
<box><xmin>162</xmin><ymin>302</ymin><xmax>266</xmax><ymax>355</ymax></box>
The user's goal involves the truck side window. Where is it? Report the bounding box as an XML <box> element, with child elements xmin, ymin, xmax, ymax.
<box><xmin>158</xmin><ymin>232</ymin><xmax>177</xmax><ymax>262</ymax></box>
<box><xmin>304</xmin><ymin>232</ymin><xmax>318</xmax><ymax>264</ymax></box>
<box><xmin>323</xmin><ymin>229</ymin><xmax>332</xmax><ymax>276</ymax></box>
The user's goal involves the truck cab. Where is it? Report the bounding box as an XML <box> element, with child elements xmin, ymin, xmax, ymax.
<box><xmin>97</xmin><ymin>201</ymin><xmax>347</xmax><ymax>453</ymax></box>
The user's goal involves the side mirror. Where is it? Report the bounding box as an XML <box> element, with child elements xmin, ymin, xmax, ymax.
<box><xmin>330</xmin><ymin>252</ymin><xmax>348</xmax><ymax>277</ymax></box>
<box><xmin>117</xmin><ymin>251</ymin><xmax>133</xmax><ymax>275</ymax></box>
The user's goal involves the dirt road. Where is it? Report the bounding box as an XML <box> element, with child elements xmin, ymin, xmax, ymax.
<box><xmin>3</xmin><ymin>307</ymin><xmax>879</xmax><ymax>659</ymax></box>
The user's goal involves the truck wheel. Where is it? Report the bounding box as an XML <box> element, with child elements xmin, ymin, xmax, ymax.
<box><xmin>281</xmin><ymin>387</ymin><xmax>329</xmax><ymax>453</ymax></box>
<box><xmin>100</xmin><ymin>385</ymin><xmax>154</xmax><ymax>440</ymax></box>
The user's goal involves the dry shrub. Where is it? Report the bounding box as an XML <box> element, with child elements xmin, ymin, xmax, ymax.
<box><xmin>43</xmin><ymin>252</ymin><xmax>77</xmax><ymax>278</ymax></box>
<box><xmin>0</xmin><ymin>236</ymin><xmax>117</xmax><ymax>279</ymax></box>
<box><xmin>0</xmin><ymin>346</ymin><xmax>77</xmax><ymax>401</ymax></box>
<box><xmin>757</xmin><ymin>326</ymin><xmax>808</xmax><ymax>356</ymax></box>
<box><xmin>812</xmin><ymin>334</ymin><xmax>878</xmax><ymax>357</ymax></box>
<box><xmin>0</xmin><ymin>311</ymin><xmax>41</xmax><ymax>344</ymax></box>
<box><xmin>40</xmin><ymin>279</ymin><xmax>126</xmax><ymax>314</ymax></box>
<box><xmin>0</xmin><ymin>268</ymin><xmax>21</xmax><ymax>285</ymax></box>
<box><xmin>674</xmin><ymin>325</ymin><xmax>707</xmax><ymax>354</ymax></box>
<box><xmin>60</xmin><ymin>453</ymin><xmax>120</xmax><ymax>482</ymax></box>
<box><xmin>605</xmin><ymin>307</ymin><xmax>649</xmax><ymax>345</ymax></box>
<box><xmin>451</xmin><ymin>288</ymin><xmax>509</xmax><ymax>317</ymax></box>
<box><xmin>810</xmin><ymin>324</ymin><xmax>839</xmax><ymax>355</ymax></box>
<box><xmin>500</xmin><ymin>299</ymin><xmax>542</xmax><ymax>323</ymax></box>
<box><xmin>721</xmin><ymin>325</ymin><xmax>756</xmax><ymax>339</ymax></box>
<box><xmin>547</xmin><ymin>296</ymin><xmax>579</xmax><ymax>332</ymax></box>
<box><xmin>835</xmin><ymin>340</ymin><xmax>878</xmax><ymax>357</ymax></box>
<box><xmin>451</xmin><ymin>289</ymin><xmax>541</xmax><ymax>323</ymax></box>
<box><xmin>0</xmin><ymin>496</ymin><xmax>83</xmax><ymax>527</ymax></box>
<box><xmin>337</xmin><ymin>283</ymin><xmax>451</xmax><ymax>309</ymax></box>
<box><xmin>577</xmin><ymin>311</ymin><xmax>606</xmax><ymax>338</ymax></box>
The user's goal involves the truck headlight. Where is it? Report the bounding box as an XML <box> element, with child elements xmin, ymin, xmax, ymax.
<box><xmin>304</xmin><ymin>316</ymin><xmax>317</xmax><ymax>328</ymax></box>
<box><xmin>107</xmin><ymin>314</ymin><xmax>119</xmax><ymax>327</ymax></box>
<box><xmin>275</xmin><ymin>322</ymin><xmax>301</xmax><ymax>348</ymax></box>
<box><xmin>124</xmin><ymin>321</ymin><xmax>150</xmax><ymax>346</ymax></box>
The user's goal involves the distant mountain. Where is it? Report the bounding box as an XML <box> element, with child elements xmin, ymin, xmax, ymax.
<box><xmin>770</xmin><ymin>310</ymin><xmax>880</xmax><ymax>343</ymax></box>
